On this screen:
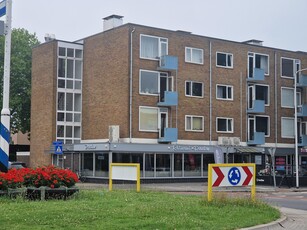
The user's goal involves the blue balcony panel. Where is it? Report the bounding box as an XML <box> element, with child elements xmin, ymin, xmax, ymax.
<box><xmin>247</xmin><ymin>100</ymin><xmax>265</xmax><ymax>113</ymax></box>
<box><xmin>157</xmin><ymin>91</ymin><xmax>178</xmax><ymax>106</ymax></box>
<box><xmin>297</xmin><ymin>104</ymin><xmax>307</xmax><ymax>117</ymax></box>
<box><xmin>247</xmin><ymin>132</ymin><xmax>265</xmax><ymax>145</ymax></box>
<box><xmin>298</xmin><ymin>135</ymin><xmax>307</xmax><ymax>147</ymax></box>
<box><xmin>158</xmin><ymin>128</ymin><xmax>178</xmax><ymax>143</ymax></box>
<box><xmin>247</xmin><ymin>68</ymin><xmax>265</xmax><ymax>81</ymax></box>
<box><xmin>157</xmin><ymin>55</ymin><xmax>178</xmax><ymax>71</ymax></box>
<box><xmin>297</xmin><ymin>74</ymin><xmax>307</xmax><ymax>87</ymax></box>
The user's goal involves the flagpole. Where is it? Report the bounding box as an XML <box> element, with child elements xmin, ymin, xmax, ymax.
<box><xmin>0</xmin><ymin>0</ymin><xmax>12</xmax><ymax>172</ymax></box>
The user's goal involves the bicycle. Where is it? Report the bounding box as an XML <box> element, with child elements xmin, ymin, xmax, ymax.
<box><xmin>75</xmin><ymin>170</ymin><xmax>87</xmax><ymax>183</ymax></box>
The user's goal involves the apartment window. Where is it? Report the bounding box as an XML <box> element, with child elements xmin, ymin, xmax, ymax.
<box><xmin>248</xmin><ymin>84</ymin><xmax>269</xmax><ymax>106</ymax></box>
<box><xmin>255</xmin><ymin>116</ymin><xmax>270</xmax><ymax>136</ymax></box>
<box><xmin>281</xmin><ymin>87</ymin><xmax>301</xmax><ymax>108</ymax></box>
<box><xmin>139</xmin><ymin>70</ymin><xmax>170</xmax><ymax>95</ymax></box>
<box><xmin>185</xmin><ymin>115</ymin><xmax>204</xmax><ymax>132</ymax></box>
<box><xmin>185</xmin><ymin>47</ymin><xmax>203</xmax><ymax>64</ymax></box>
<box><xmin>216</xmin><ymin>84</ymin><xmax>233</xmax><ymax>100</ymax></box>
<box><xmin>216</xmin><ymin>52</ymin><xmax>233</xmax><ymax>68</ymax></box>
<box><xmin>185</xmin><ymin>81</ymin><xmax>203</xmax><ymax>97</ymax></box>
<box><xmin>281</xmin><ymin>57</ymin><xmax>300</xmax><ymax>78</ymax></box>
<box><xmin>217</xmin><ymin>117</ymin><xmax>233</xmax><ymax>133</ymax></box>
<box><xmin>248</xmin><ymin>52</ymin><xmax>269</xmax><ymax>77</ymax></box>
<box><xmin>139</xmin><ymin>107</ymin><xmax>158</xmax><ymax>132</ymax></box>
<box><xmin>281</xmin><ymin>117</ymin><xmax>294</xmax><ymax>138</ymax></box>
<box><xmin>140</xmin><ymin>34</ymin><xmax>168</xmax><ymax>60</ymax></box>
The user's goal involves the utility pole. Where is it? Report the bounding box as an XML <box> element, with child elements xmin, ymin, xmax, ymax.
<box><xmin>0</xmin><ymin>0</ymin><xmax>12</xmax><ymax>172</ymax></box>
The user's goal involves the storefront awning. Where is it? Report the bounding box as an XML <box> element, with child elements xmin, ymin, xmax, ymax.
<box><xmin>235</xmin><ymin>147</ymin><xmax>264</xmax><ymax>153</ymax></box>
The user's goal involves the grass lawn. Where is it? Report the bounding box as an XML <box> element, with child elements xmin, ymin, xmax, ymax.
<box><xmin>0</xmin><ymin>189</ymin><xmax>280</xmax><ymax>230</ymax></box>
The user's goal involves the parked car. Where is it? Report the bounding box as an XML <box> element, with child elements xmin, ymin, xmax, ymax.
<box><xmin>8</xmin><ymin>161</ymin><xmax>26</xmax><ymax>169</ymax></box>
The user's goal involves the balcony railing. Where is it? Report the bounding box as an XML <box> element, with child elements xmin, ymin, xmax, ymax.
<box><xmin>297</xmin><ymin>74</ymin><xmax>307</xmax><ymax>87</ymax></box>
<box><xmin>298</xmin><ymin>135</ymin><xmax>307</xmax><ymax>147</ymax></box>
<box><xmin>157</xmin><ymin>55</ymin><xmax>178</xmax><ymax>71</ymax></box>
<box><xmin>158</xmin><ymin>91</ymin><xmax>178</xmax><ymax>106</ymax></box>
<box><xmin>158</xmin><ymin>128</ymin><xmax>178</xmax><ymax>143</ymax></box>
<box><xmin>297</xmin><ymin>104</ymin><xmax>307</xmax><ymax>117</ymax></box>
<box><xmin>247</xmin><ymin>68</ymin><xmax>265</xmax><ymax>81</ymax></box>
<box><xmin>247</xmin><ymin>132</ymin><xmax>265</xmax><ymax>145</ymax></box>
<box><xmin>247</xmin><ymin>100</ymin><xmax>265</xmax><ymax>113</ymax></box>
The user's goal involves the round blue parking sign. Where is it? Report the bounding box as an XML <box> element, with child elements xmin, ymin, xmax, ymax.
<box><xmin>228</xmin><ymin>167</ymin><xmax>241</xmax><ymax>185</ymax></box>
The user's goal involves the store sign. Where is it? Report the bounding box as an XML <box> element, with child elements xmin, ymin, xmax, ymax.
<box><xmin>171</xmin><ymin>145</ymin><xmax>211</xmax><ymax>152</ymax></box>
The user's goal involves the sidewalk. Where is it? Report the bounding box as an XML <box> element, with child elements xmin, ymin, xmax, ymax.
<box><xmin>76</xmin><ymin>182</ymin><xmax>307</xmax><ymax>230</ymax></box>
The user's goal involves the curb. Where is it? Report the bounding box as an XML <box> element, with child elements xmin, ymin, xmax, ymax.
<box><xmin>240</xmin><ymin>210</ymin><xmax>287</xmax><ymax>230</ymax></box>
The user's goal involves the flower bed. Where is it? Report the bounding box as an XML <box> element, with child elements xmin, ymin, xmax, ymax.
<box><xmin>0</xmin><ymin>165</ymin><xmax>79</xmax><ymax>200</ymax></box>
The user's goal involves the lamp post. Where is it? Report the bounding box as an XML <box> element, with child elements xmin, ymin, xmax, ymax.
<box><xmin>294</xmin><ymin>67</ymin><xmax>307</xmax><ymax>188</ymax></box>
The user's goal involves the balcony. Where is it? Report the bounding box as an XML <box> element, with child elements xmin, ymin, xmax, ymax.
<box><xmin>247</xmin><ymin>68</ymin><xmax>265</xmax><ymax>82</ymax></box>
<box><xmin>247</xmin><ymin>132</ymin><xmax>265</xmax><ymax>145</ymax></box>
<box><xmin>298</xmin><ymin>135</ymin><xmax>307</xmax><ymax>147</ymax></box>
<box><xmin>297</xmin><ymin>74</ymin><xmax>307</xmax><ymax>87</ymax></box>
<box><xmin>158</xmin><ymin>128</ymin><xmax>178</xmax><ymax>143</ymax></box>
<box><xmin>247</xmin><ymin>100</ymin><xmax>265</xmax><ymax>113</ymax></box>
<box><xmin>157</xmin><ymin>91</ymin><xmax>178</xmax><ymax>106</ymax></box>
<box><xmin>297</xmin><ymin>104</ymin><xmax>307</xmax><ymax>117</ymax></box>
<box><xmin>157</xmin><ymin>55</ymin><xmax>178</xmax><ymax>71</ymax></box>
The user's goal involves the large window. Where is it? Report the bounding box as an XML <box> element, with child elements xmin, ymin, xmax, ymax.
<box><xmin>281</xmin><ymin>117</ymin><xmax>294</xmax><ymax>138</ymax></box>
<box><xmin>255</xmin><ymin>116</ymin><xmax>270</xmax><ymax>136</ymax></box>
<box><xmin>216</xmin><ymin>84</ymin><xmax>233</xmax><ymax>100</ymax></box>
<box><xmin>248</xmin><ymin>52</ymin><xmax>269</xmax><ymax>77</ymax></box>
<box><xmin>140</xmin><ymin>34</ymin><xmax>168</xmax><ymax>60</ymax></box>
<box><xmin>139</xmin><ymin>107</ymin><xmax>158</xmax><ymax>132</ymax></box>
<box><xmin>185</xmin><ymin>115</ymin><xmax>204</xmax><ymax>132</ymax></box>
<box><xmin>216</xmin><ymin>52</ymin><xmax>233</xmax><ymax>68</ymax></box>
<box><xmin>185</xmin><ymin>81</ymin><xmax>203</xmax><ymax>97</ymax></box>
<box><xmin>139</xmin><ymin>70</ymin><xmax>171</xmax><ymax>96</ymax></box>
<box><xmin>185</xmin><ymin>47</ymin><xmax>203</xmax><ymax>64</ymax></box>
<box><xmin>281</xmin><ymin>87</ymin><xmax>301</xmax><ymax>108</ymax></box>
<box><xmin>281</xmin><ymin>57</ymin><xmax>300</xmax><ymax>78</ymax></box>
<box><xmin>216</xmin><ymin>117</ymin><xmax>233</xmax><ymax>133</ymax></box>
<box><xmin>56</xmin><ymin>42</ymin><xmax>83</xmax><ymax>144</ymax></box>
<box><xmin>248</xmin><ymin>84</ymin><xmax>269</xmax><ymax>106</ymax></box>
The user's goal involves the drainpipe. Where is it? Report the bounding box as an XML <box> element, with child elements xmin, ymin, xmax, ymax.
<box><xmin>209</xmin><ymin>41</ymin><xmax>212</xmax><ymax>144</ymax></box>
<box><xmin>129</xmin><ymin>27</ymin><xmax>135</xmax><ymax>143</ymax></box>
<box><xmin>274</xmin><ymin>52</ymin><xmax>278</xmax><ymax>145</ymax></box>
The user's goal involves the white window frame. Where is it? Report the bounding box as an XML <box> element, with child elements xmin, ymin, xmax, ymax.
<box><xmin>185</xmin><ymin>115</ymin><xmax>204</xmax><ymax>132</ymax></box>
<box><xmin>248</xmin><ymin>52</ymin><xmax>270</xmax><ymax>76</ymax></box>
<box><xmin>139</xmin><ymin>106</ymin><xmax>159</xmax><ymax>132</ymax></box>
<box><xmin>185</xmin><ymin>81</ymin><xmax>204</xmax><ymax>98</ymax></box>
<box><xmin>281</xmin><ymin>117</ymin><xmax>295</xmax><ymax>138</ymax></box>
<box><xmin>185</xmin><ymin>47</ymin><xmax>204</xmax><ymax>64</ymax></box>
<box><xmin>139</xmin><ymin>69</ymin><xmax>170</xmax><ymax>96</ymax></box>
<box><xmin>281</xmin><ymin>87</ymin><xmax>301</xmax><ymax>108</ymax></box>
<box><xmin>281</xmin><ymin>57</ymin><xmax>301</xmax><ymax>79</ymax></box>
<box><xmin>216</xmin><ymin>52</ymin><xmax>233</xmax><ymax>68</ymax></box>
<box><xmin>255</xmin><ymin>115</ymin><xmax>270</xmax><ymax>137</ymax></box>
<box><xmin>216</xmin><ymin>84</ymin><xmax>233</xmax><ymax>100</ymax></box>
<box><xmin>216</xmin><ymin>117</ymin><xmax>234</xmax><ymax>133</ymax></box>
<box><xmin>140</xmin><ymin>34</ymin><xmax>168</xmax><ymax>60</ymax></box>
<box><xmin>248</xmin><ymin>84</ymin><xmax>270</xmax><ymax>106</ymax></box>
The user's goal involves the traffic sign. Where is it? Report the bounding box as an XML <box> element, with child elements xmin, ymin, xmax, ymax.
<box><xmin>211</xmin><ymin>164</ymin><xmax>254</xmax><ymax>187</ymax></box>
<box><xmin>208</xmin><ymin>163</ymin><xmax>256</xmax><ymax>202</ymax></box>
<box><xmin>53</xmin><ymin>141</ymin><xmax>63</xmax><ymax>155</ymax></box>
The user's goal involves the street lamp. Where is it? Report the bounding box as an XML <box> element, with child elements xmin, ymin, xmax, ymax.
<box><xmin>294</xmin><ymin>67</ymin><xmax>307</xmax><ymax>189</ymax></box>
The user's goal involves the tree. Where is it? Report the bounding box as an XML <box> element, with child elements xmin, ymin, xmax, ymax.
<box><xmin>0</xmin><ymin>28</ymin><xmax>40</xmax><ymax>137</ymax></box>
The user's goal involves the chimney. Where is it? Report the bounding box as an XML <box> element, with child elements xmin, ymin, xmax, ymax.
<box><xmin>103</xmin><ymin>15</ymin><xmax>123</xmax><ymax>31</ymax></box>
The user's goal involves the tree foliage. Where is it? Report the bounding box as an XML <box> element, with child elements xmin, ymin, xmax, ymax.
<box><xmin>0</xmin><ymin>28</ymin><xmax>40</xmax><ymax>135</ymax></box>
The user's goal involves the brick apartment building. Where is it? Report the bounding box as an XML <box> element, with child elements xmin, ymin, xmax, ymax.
<box><xmin>30</xmin><ymin>15</ymin><xmax>307</xmax><ymax>182</ymax></box>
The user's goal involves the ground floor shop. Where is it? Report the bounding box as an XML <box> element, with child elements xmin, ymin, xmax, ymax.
<box><xmin>51</xmin><ymin>142</ymin><xmax>307</xmax><ymax>184</ymax></box>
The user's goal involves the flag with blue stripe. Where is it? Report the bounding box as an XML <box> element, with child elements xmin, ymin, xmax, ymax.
<box><xmin>0</xmin><ymin>0</ymin><xmax>6</xmax><ymax>18</ymax></box>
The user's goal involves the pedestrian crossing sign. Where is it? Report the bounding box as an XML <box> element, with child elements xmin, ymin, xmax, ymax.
<box><xmin>53</xmin><ymin>141</ymin><xmax>63</xmax><ymax>155</ymax></box>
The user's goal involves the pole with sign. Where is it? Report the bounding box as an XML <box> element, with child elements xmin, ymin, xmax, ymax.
<box><xmin>0</xmin><ymin>0</ymin><xmax>12</xmax><ymax>172</ymax></box>
<box><xmin>208</xmin><ymin>163</ymin><xmax>256</xmax><ymax>202</ymax></box>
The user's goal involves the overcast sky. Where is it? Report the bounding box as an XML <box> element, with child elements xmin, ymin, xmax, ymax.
<box><xmin>8</xmin><ymin>0</ymin><xmax>307</xmax><ymax>52</ymax></box>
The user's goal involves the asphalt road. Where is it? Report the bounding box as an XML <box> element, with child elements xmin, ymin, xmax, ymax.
<box><xmin>262</xmin><ymin>191</ymin><xmax>307</xmax><ymax>211</ymax></box>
